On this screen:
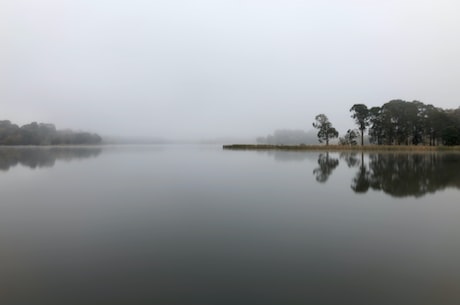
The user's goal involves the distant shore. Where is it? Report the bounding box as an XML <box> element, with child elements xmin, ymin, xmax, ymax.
<box><xmin>223</xmin><ymin>144</ymin><xmax>460</xmax><ymax>151</ymax></box>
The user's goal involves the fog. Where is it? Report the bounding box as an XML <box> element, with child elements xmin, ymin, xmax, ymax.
<box><xmin>2</xmin><ymin>0</ymin><xmax>460</xmax><ymax>141</ymax></box>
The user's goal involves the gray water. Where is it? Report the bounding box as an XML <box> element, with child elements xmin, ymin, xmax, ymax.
<box><xmin>1</xmin><ymin>145</ymin><xmax>460</xmax><ymax>305</ymax></box>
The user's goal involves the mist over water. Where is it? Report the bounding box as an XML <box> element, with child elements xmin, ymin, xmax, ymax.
<box><xmin>3</xmin><ymin>0</ymin><xmax>460</xmax><ymax>302</ymax></box>
<box><xmin>3</xmin><ymin>0</ymin><xmax>460</xmax><ymax>139</ymax></box>
<box><xmin>1</xmin><ymin>146</ymin><xmax>460</xmax><ymax>304</ymax></box>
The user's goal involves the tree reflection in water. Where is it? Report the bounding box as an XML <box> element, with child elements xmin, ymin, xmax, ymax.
<box><xmin>313</xmin><ymin>153</ymin><xmax>339</xmax><ymax>183</ymax></box>
<box><xmin>340</xmin><ymin>152</ymin><xmax>371</xmax><ymax>193</ymax></box>
<box><xmin>0</xmin><ymin>147</ymin><xmax>102</xmax><ymax>171</ymax></box>
<box><xmin>336</xmin><ymin>152</ymin><xmax>460</xmax><ymax>198</ymax></box>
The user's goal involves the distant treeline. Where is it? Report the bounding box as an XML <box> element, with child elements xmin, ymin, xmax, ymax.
<box><xmin>352</xmin><ymin>100</ymin><xmax>460</xmax><ymax>146</ymax></box>
<box><xmin>257</xmin><ymin>129</ymin><xmax>317</xmax><ymax>145</ymax></box>
<box><xmin>0</xmin><ymin>120</ymin><xmax>102</xmax><ymax>145</ymax></box>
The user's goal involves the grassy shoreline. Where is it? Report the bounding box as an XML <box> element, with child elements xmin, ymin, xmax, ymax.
<box><xmin>223</xmin><ymin>144</ymin><xmax>460</xmax><ymax>151</ymax></box>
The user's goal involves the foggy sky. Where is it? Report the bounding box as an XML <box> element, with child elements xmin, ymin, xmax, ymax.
<box><xmin>2</xmin><ymin>0</ymin><xmax>460</xmax><ymax>140</ymax></box>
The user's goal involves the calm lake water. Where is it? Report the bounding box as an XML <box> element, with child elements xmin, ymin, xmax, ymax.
<box><xmin>1</xmin><ymin>145</ymin><xmax>460</xmax><ymax>305</ymax></box>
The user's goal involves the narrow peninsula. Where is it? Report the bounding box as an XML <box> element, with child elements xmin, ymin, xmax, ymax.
<box><xmin>225</xmin><ymin>100</ymin><xmax>460</xmax><ymax>151</ymax></box>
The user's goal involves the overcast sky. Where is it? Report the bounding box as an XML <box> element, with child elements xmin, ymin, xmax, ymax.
<box><xmin>1</xmin><ymin>0</ymin><xmax>460</xmax><ymax>140</ymax></box>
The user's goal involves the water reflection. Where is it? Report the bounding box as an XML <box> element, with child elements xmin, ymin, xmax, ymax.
<box><xmin>313</xmin><ymin>153</ymin><xmax>339</xmax><ymax>183</ymax></box>
<box><xmin>257</xmin><ymin>150</ymin><xmax>318</xmax><ymax>162</ymax></box>
<box><xmin>0</xmin><ymin>147</ymin><xmax>102</xmax><ymax>171</ymax></box>
<box><xmin>363</xmin><ymin>153</ymin><xmax>460</xmax><ymax>197</ymax></box>
<box><xmin>315</xmin><ymin>152</ymin><xmax>460</xmax><ymax>197</ymax></box>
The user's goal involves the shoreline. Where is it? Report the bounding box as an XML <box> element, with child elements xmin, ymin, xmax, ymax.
<box><xmin>223</xmin><ymin>144</ymin><xmax>460</xmax><ymax>151</ymax></box>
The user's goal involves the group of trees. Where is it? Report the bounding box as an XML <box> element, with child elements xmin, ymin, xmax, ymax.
<box><xmin>0</xmin><ymin>120</ymin><xmax>102</xmax><ymax>145</ymax></box>
<box><xmin>313</xmin><ymin>100</ymin><xmax>460</xmax><ymax>146</ymax></box>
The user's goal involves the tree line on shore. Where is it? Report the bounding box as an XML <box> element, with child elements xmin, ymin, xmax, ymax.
<box><xmin>0</xmin><ymin>120</ymin><xmax>102</xmax><ymax>145</ymax></box>
<box><xmin>313</xmin><ymin>99</ymin><xmax>460</xmax><ymax>146</ymax></box>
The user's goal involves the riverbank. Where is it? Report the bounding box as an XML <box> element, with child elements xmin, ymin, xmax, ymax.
<box><xmin>223</xmin><ymin>144</ymin><xmax>460</xmax><ymax>151</ymax></box>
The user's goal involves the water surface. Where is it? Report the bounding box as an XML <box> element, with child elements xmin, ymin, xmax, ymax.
<box><xmin>1</xmin><ymin>146</ymin><xmax>460</xmax><ymax>305</ymax></box>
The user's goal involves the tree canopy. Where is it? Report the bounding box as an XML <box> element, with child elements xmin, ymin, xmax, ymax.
<box><xmin>339</xmin><ymin>129</ymin><xmax>359</xmax><ymax>146</ymax></box>
<box><xmin>312</xmin><ymin>114</ymin><xmax>339</xmax><ymax>145</ymax></box>
<box><xmin>345</xmin><ymin>100</ymin><xmax>460</xmax><ymax>146</ymax></box>
<box><xmin>350</xmin><ymin>104</ymin><xmax>369</xmax><ymax>146</ymax></box>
